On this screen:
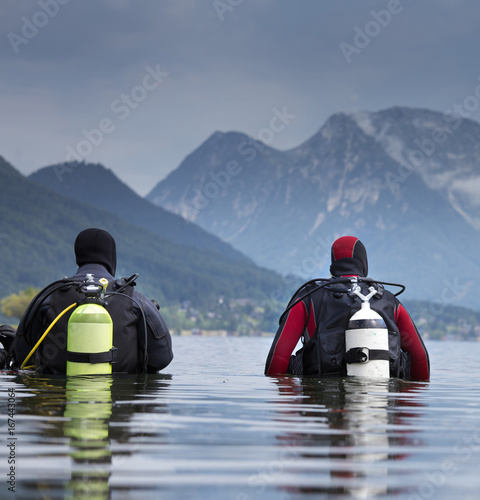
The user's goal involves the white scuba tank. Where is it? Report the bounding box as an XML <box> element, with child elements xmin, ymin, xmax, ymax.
<box><xmin>345</xmin><ymin>290</ymin><xmax>390</xmax><ymax>379</ymax></box>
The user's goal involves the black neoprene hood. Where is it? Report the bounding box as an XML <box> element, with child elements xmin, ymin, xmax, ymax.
<box><xmin>74</xmin><ymin>228</ymin><xmax>117</xmax><ymax>276</ymax></box>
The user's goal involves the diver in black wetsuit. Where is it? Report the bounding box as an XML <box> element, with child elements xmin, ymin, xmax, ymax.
<box><xmin>4</xmin><ymin>228</ymin><xmax>173</xmax><ymax>374</ymax></box>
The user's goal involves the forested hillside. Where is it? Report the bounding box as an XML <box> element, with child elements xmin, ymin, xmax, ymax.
<box><xmin>0</xmin><ymin>156</ymin><xmax>286</xmax><ymax>331</ymax></box>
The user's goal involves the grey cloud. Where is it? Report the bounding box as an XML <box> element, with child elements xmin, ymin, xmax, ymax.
<box><xmin>2</xmin><ymin>0</ymin><xmax>480</xmax><ymax>196</ymax></box>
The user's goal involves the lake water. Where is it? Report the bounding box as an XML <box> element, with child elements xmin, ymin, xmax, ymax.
<box><xmin>1</xmin><ymin>337</ymin><xmax>479</xmax><ymax>499</ymax></box>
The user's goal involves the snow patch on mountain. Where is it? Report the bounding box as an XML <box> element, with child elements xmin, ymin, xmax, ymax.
<box><xmin>308</xmin><ymin>212</ymin><xmax>325</xmax><ymax>236</ymax></box>
<box><xmin>352</xmin><ymin>111</ymin><xmax>407</xmax><ymax>167</ymax></box>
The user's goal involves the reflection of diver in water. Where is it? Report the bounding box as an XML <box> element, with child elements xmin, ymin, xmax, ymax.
<box><xmin>271</xmin><ymin>376</ymin><xmax>427</xmax><ymax>498</ymax></box>
<box><xmin>9</xmin><ymin>373</ymin><xmax>170</xmax><ymax>499</ymax></box>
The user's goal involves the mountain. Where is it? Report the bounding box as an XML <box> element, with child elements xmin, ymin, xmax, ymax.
<box><xmin>351</xmin><ymin>107</ymin><xmax>480</xmax><ymax>230</ymax></box>
<box><xmin>146</xmin><ymin>107</ymin><xmax>480</xmax><ymax>310</ymax></box>
<box><xmin>0</xmin><ymin>156</ymin><xmax>285</xmax><ymax>319</ymax></box>
<box><xmin>29</xmin><ymin>162</ymin><xmax>248</xmax><ymax>263</ymax></box>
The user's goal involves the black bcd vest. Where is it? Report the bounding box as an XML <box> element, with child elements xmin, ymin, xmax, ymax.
<box><xmin>291</xmin><ymin>282</ymin><xmax>411</xmax><ymax>379</ymax></box>
<box><xmin>34</xmin><ymin>280</ymin><xmax>141</xmax><ymax>374</ymax></box>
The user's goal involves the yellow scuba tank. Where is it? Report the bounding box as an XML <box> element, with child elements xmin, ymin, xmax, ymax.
<box><xmin>66</xmin><ymin>275</ymin><xmax>116</xmax><ymax>376</ymax></box>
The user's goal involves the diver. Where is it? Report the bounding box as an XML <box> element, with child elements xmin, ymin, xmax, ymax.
<box><xmin>6</xmin><ymin>228</ymin><xmax>173</xmax><ymax>374</ymax></box>
<box><xmin>265</xmin><ymin>236</ymin><xmax>430</xmax><ymax>381</ymax></box>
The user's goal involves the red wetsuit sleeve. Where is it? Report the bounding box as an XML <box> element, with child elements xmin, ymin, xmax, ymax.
<box><xmin>265</xmin><ymin>300</ymin><xmax>309</xmax><ymax>375</ymax></box>
<box><xmin>395</xmin><ymin>302</ymin><xmax>430</xmax><ymax>381</ymax></box>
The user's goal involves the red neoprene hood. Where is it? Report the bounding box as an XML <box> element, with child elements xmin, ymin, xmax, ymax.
<box><xmin>330</xmin><ymin>236</ymin><xmax>368</xmax><ymax>277</ymax></box>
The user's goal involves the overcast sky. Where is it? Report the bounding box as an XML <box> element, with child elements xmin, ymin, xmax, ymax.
<box><xmin>1</xmin><ymin>0</ymin><xmax>479</xmax><ymax>196</ymax></box>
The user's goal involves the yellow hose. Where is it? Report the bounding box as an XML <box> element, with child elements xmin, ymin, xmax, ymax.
<box><xmin>21</xmin><ymin>303</ymin><xmax>77</xmax><ymax>369</ymax></box>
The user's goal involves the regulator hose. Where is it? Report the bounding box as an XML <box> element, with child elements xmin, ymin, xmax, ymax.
<box><xmin>20</xmin><ymin>302</ymin><xmax>77</xmax><ymax>369</ymax></box>
<box><xmin>279</xmin><ymin>276</ymin><xmax>406</xmax><ymax>324</ymax></box>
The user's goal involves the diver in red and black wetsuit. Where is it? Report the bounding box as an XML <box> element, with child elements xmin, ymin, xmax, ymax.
<box><xmin>265</xmin><ymin>236</ymin><xmax>430</xmax><ymax>381</ymax></box>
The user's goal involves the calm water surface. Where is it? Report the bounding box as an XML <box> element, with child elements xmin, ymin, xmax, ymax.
<box><xmin>1</xmin><ymin>337</ymin><xmax>479</xmax><ymax>499</ymax></box>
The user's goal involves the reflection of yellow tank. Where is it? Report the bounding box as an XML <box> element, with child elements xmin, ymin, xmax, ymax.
<box><xmin>64</xmin><ymin>375</ymin><xmax>113</xmax><ymax>499</ymax></box>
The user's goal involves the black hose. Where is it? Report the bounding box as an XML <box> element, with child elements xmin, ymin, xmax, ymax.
<box><xmin>18</xmin><ymin>275</ymin><xmax>149</xmax><ymax>373</ymax></box>
<box><xmin>279</xmin><ymin>276</ymin><xmax>406</xmax><ymax>324</ymax></box>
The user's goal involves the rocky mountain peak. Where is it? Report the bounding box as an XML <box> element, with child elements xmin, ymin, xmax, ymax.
<box><xmin>147</xmin><ymin>106</ymin><xmax>480</xmax><ymax>309</ymax></box>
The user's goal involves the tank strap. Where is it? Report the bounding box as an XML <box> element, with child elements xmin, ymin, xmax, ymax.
<box><xmin>345</xmin><ymin>347</ymin><xmax>389</xmax><ymax>364</ymax></box>
<box><xmin>66</xmin><ymin>347</ymin><xmax>118</xmax><ymax>364</ymax></box>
